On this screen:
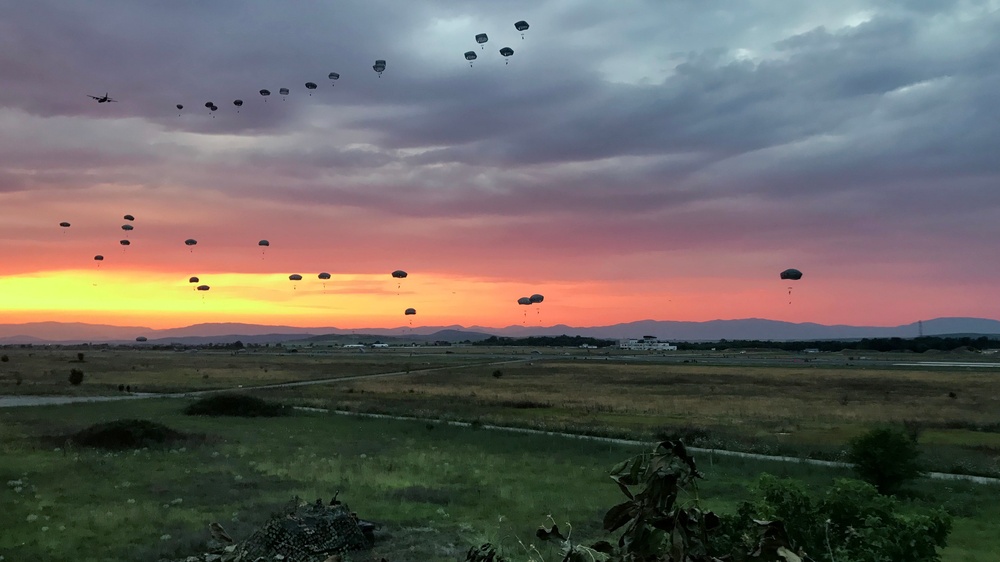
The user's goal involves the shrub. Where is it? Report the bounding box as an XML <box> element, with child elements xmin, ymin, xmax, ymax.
<box><xmin>491</xmin><ymin>369</ymin><xmax>503</xmax><ymax>379</ymax></box>
<box><xmin>1</xmin><ymin>354</ymin><xmax>8</xmax><ymax>362</ymax></box>
<box><xmin>68</xmin><ymin>419</ymin><xmax>191</xmax><ymax>450</ymax></box>
<box><xmin>848</xmin><ymin>427</ymin><xmax>923</xmax><ymax>495</ymax></box>
<box><xmin>715</xmin><ymin>475</ymin><xmax>951</xmax><ymax>562</ymax></box>
<box><xmin>68</xmin><ymin>368</ymin><xmax>84</xmax><ymax>385</ymax></box>
<box><xmin>183</xmin><ymin>393</ymin><xmax>288</xmax><ymax>417</ymax></box>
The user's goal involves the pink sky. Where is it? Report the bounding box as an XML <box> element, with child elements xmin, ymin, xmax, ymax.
<box><xmin>2</xmin><ymin>1</ymin><xmax>1000</xmax><ymax>330</ymax></box>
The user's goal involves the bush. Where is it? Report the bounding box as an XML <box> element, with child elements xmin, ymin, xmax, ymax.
<box><xmin>491</xmin><ymin>369</ymin><xmax>503</xmax><ymax>379</ymax></box>
<box><xmin>68</xmin><ymin>368</ymin><xmax>84</xmax><ymax>385</ymax></box>
<box><xmin>715</xmin><ymin>475</ymin><xmax>951</xmax><ymax>562</ymax></box>
<box><xmin>68</xmin><ymin>419</ymin><xmax>191</xmax><ymax>450</ymax></box>
<box><xmin>848</xmin><ymin>427</ymin><xmax>923</xmax><ymax>495</ymax></box>
<box><xmin>1</xmin><ymin>354</ymin><xmax>8</xmax><ymax>362</ymax></box>
<box><xmin>183</xmin><ymin>393</ymin><xmax>288</xmax><ymax>417</ymax></box>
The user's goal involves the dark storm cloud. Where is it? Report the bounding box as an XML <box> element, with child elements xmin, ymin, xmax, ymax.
<box><xmin>3</xmin><ymin>0</ymin><xmax>1000</xmax><ymax>264</ymax></box>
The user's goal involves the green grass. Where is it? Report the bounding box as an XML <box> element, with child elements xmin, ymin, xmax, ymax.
<box><xmin>1</xmin><ymin>399</ymin><xmax>998</xmax><ymax>561</ymax></box>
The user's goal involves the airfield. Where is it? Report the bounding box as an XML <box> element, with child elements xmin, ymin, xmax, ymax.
<box><xmin>1</xmin><ymin>343</ymin><xmax>998</xmax><ymax>561</ymax></box>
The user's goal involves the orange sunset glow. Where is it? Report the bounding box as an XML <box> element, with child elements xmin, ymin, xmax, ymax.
<box><xmin>3</xmin><ymin>2</ymin><xmax>1000</xmax><ymax>334</ymax></box>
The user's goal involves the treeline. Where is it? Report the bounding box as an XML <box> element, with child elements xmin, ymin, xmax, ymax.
<box><xmin>472</xmin><ymin>335</ymin><xmax>617</xmax><ymax>347</ymax></box>
<box><xmin>676</xmin><ymin>335</ymin><xmax>1000</xmax><ymax>353</ymax></box>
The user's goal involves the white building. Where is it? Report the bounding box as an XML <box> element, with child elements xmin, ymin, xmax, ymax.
<box><xmin>618</xmin><ymin>336</ymin><xmax>677</xmax><ymax>351</ymax></box>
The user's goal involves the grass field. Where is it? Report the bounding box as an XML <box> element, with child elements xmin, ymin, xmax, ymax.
<box><xmin>239</xmin><ymin>355</ymin><xmax>1000</xmax><ymax>477</ymax></box>
<box><xmin>1</xmin><ymin>398</ymin><xmax>998</xmax><ymax>562</ymax></box>
<box><xmin>2</xmin><ymin>346</ymin><xmax>999</xmax><ymax>560</ymax></box>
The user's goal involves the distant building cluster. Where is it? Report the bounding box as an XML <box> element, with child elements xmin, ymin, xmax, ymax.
<box><xmin>618</xmin><ymin>336</ymin><xmax>677</xmax><ymax>351</ymax></box>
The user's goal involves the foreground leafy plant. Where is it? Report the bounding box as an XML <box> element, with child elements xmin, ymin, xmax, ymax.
<box><xmin>714</xmin><ymin>476</ymin><xmax>951</xmax><ymax>562</ymax></box>
<box><xmin>469</xmin><ymin>440</ymin><xmax>806</xmax><ymax>562</ymax></box>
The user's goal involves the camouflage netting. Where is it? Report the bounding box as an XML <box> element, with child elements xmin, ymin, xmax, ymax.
<box><xmin>176</xmin><ymin>497</ymin><xmax>377</xmax><ymax>562</ymax></box>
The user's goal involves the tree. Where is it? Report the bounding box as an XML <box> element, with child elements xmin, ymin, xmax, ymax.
<box><xmin>68</xmin><ymin>368</ymin><xmax>84</xmax><ymax>386</ymax></box>
<box><xmin>492</xmin><ymin>369</ymin><xmax>503</xmax><ymax>379</ymax></box>
<box><xmin>848</xmin><ymin>427</ymin><xmax>923</xmax><ymax>495</ymax></box>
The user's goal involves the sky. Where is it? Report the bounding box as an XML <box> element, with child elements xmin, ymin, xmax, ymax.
<box><xmin>1</xmin><ymin>0</ymin><xmax>999</xmax><ymax>330</ymax></box>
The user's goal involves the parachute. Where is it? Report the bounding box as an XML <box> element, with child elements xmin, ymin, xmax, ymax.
<box><xmin>464</xmin><ymin>51</ymin><xmax>477</xmax><ymax>67</ymax></box>
<box><xmin>184</xmin><ymin>239</ymin><xmax>197</xmax><ymax>246</ymax></box>
<box><xmin>499</xmin><ymin>46</ymin><xmax>513</xmax><ymax>64</ymax></box>
<box><xmin>289</xmin><ymin>273</ymin><xmax>302</xmax><ymax>290</ymax></box>
<box><xmin>475</xmin><ymin>33</ymin><xmax>488</xmax><ymax>49</ymax></box>
<box><xmin>514</xmin><ymin>20</ymin><xmax>529</xmax><ymax>39</ymax></box>
<box><xmin>204</xmin><ymin>101</ymin><xmax>213</xmax><ymax>109</ymax></box>
<box><xmin>305</xmin><ymin>82</ymin><xmax>317</xmax><ymax>96</ymax></box>
<box><xmin>196</xmin><ymin>285</ymin><xmax>210</xmax><ymax>291</ymax></box>
<box><xmin>258</xmin><ymin>240</ymin><xmax>269</xmax><ymax>247</ymax></box>
<box><xmin>176</xmin><ymin>104</ymin><xmax>183</xmax><ymax>110</ymax></box>
<box><xmin>94</xmin><ymin>254</ymin><xmax>104</xmax><ymax>268</ymax></box>
<box><xmin>234</xmin><ymin>99</ymin><xmax>243</xmax><ymax>113</ymax></box>
<box><xmin>517</xmin><ymin>297</ymin><xmax>532</xmax><ymax>305</ymax></box>
<box><xmin>189</xmin><ymin>276</ymin><xmax>199</xmax><ymax>283</ymax></box>
<box><xmin>59</xmin><ymin>222</ymin><xmax>71</xmax><ymax>228</ymax></box>
<box><xmin>123</xmin><ymin>214</ymin><xmax>135</xmax><ymax>221</ymax></box>
<box><xmin>279</xmin><ymin>87</ymin><xmax>289</xmax><ymax>100</ymax></box>
<box><xmin>121</xmin><ymin>224</ymin><xmax>133</xmax><ymax>231</ymax></box>
<box><xmin>373</xmin><ymin>59</ymin><xmax>386</xmax><ymax>77</ymax></box>
<box><xmin>529</xmin><ymin>294</ymin><xmax>544</xmax><ymax>303</ymax></box>
<box><xmin>404</xmin><ymin>308</ymin><xmax>416</xmax><ymax>315</ymax></box>
<box><xmin>135</xmin><ymin>336</ymin><xmax>147</xmax><ymax>342</ymax></box>
<box><xmin>780</xmin><ymin>269</ymin><xmax>803</xmax><ymax>304</ymax></box>
<box><xmin>119</xmin><ymin>239</ymin><xmax>130</xmax><ymax>246</ymax></box>
<box><xmin>318</xmin><ymin>272</ymin><xmax>331</xmax><ymax>280</ymax></box>
<box><xmin>259</xmin><ymin>89</ymin><xmax>271</xmax><ymax>102</ymax></box>
<box><xmin>328</xmin><ymin>72</ymin><xmax>340</xmax><ymax>85</ymax></box>
<box><xmin>391</xmin><ymin>270</ymin><xmax>408</xmax><ymax>279</ymax></box>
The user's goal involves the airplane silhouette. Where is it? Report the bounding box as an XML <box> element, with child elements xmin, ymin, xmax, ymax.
<box><xmin>87</xmin><ymin>93</ymin><xmax>117</xmax><ymax>103</ymax></box>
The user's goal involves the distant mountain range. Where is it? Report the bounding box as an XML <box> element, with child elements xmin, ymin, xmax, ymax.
<box><xmin>0</xmin><ymin>317</ymin><xmax>999</xmax><ymax>345</ymax></box>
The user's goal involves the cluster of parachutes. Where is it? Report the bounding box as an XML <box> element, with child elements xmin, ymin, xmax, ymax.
<box><xmin>463</xmin><ymin>20</ymin><xmax>529</xmax><ymax>67</ymax></box>
<box><xmin>175</xmin><ymin>20</ymin><xmax>529</xmax><ymax>116</ymax></box>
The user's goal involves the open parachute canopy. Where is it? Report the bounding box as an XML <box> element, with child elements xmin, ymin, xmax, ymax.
<box><xmin>517</xmin><ymin>297</ymin><xmax>532</xmax><ymax>305</ymax></box>
<box><xmin>94</xmin><ymin>255</ymin><xmax>104</xmax><ymax>261</ymax></box>
<box><xmin>135</xmin><ymin>336</ymin><xmax>147</xmax><ymax>342</ymax></box>
<box><xmin>289</xmin><ymin>274</ymin><xmax>302</xmax><ymax>281</ymax></box>
<box><xmin>121</xmin><ymin>224</ymin><xmax>133</xmax><ymax>231</ymax></box>
<box><xmin>279</xmin><ymin>87</ymin><xmax>290</xmax><ymax>96</ymax></box>
<box><xmin>529</xmin><ymin>294</ymin><xmax>544</xmax><ymax>303</ymax></box>
<box><xmin>475</xmin><ymin>33</ymin><xmax>488</xmax><ymax>45</ymax></box>
<box><xmin>318</xmin><ymin>272</ymin><xmax>331</xmax><ymax>280</ymax></box>
<box><xmin>259</xmin><ymin>89</ymin><xmax>270</xmax><ymax>97</ymax></box>
<box><xmin>119</xmin><ymin>240</ymin><xmax>130</xmax><ymax>246</ymax></box>
<box><xmin>373</xmin><ymin>59</ymin><xmax>386</xmax><ymax>75</ymax></box>
<box><xmin>500</xmin><ymin>46</ymin><xmax>514</xmax><ymax>58</ymax></box>
<box><xmin>184</xmin><ymin>239</ymin><xmax>197</xmax><ymax>246</ymax></box>
<box><xmin>780</xmin><ymin>268</ymin><xmax>803</xmax><ymax>281</ymax></box>
<box><xmin>515</xmin><ymin>20</ymin><xmax>529</xmax><ymax>32</ymax></box>
<box><xmin>59</xmin><ymin>222</ymin><xmax>71</xmax><ymax>228</ymax></box>
<box><xmin>328</xmin><ymin>72</ymin><xmax>340</xmax><ymax>81</ymax></box>
<box><xmin>464</xmin><ymin>51</ymin><xmax>477</xmax><ymax>62</ymax></box>
<box><xmin>189</xmin><ymin>276</ymin><xmax>199</xmax><ymax>283</ymax></box>
<box><xmin>123</xmin><ymin>214</ymin><xmax>134</xmax><ymax>221</ymax></box>
<box><xmin>305</xmin><ymin>82</ymin><xmax>317</xmax><ymax>90</ymax></box>
<box><xmin>196</xmin><ymin>285</ymin><xmax>210</xmax><ymax>291</ymax></box>
<box><xmin>233</xmin><ymin>99</ymin><xmax>243</xmax><ymax>107</ymax></box>
<box><xmin>176</xmin><ymin>104</ymin><xmax>183</xmax><ymax>110</ymax></box>
<box><xmin>258</xmin><ymin>239</ymin><xmax>269</xmax><ymax>247</ymax></box>
<box><xmin>404</xmin><ymin>308</ymin><xmax>416</xmax><ymax>315</ymax></box>
<box><xmin>391</xmin><ymin>270</ymin><xmax>407</xmax><ymax>279</ymax></box>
